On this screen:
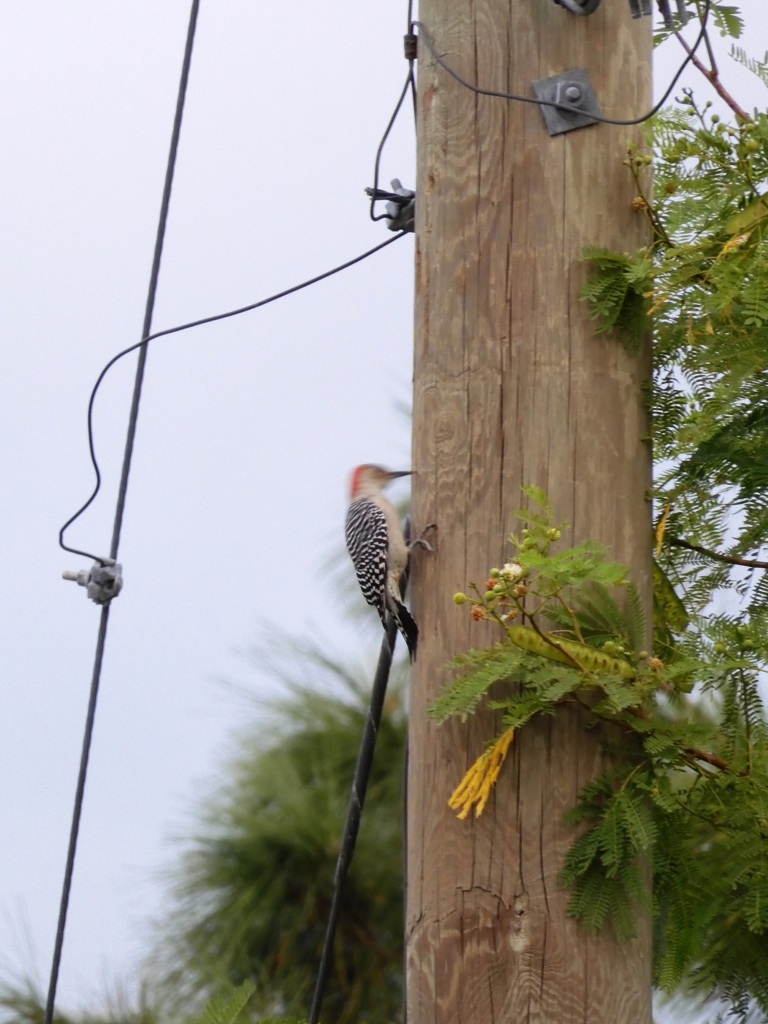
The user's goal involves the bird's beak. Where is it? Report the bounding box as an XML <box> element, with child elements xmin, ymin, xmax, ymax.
<box><xmin>388</xmin><ymin>470</ymin><xmax>412</xmax><ymax>480</ymax></box>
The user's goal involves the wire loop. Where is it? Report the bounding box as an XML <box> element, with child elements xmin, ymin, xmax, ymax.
<box><xmin>59</xmin><ymin>232</ymin><xmax>409</xmax><ymax>562</ymax></box>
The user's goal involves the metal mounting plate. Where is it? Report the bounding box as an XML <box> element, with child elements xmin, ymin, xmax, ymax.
<box><xmin>532</xmin><ymin>68</ymin><xmax>602</xmax><ymax>136</ymax></box>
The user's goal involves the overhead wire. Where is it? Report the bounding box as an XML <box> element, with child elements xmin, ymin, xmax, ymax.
<box><xmin>58</xmin><ymin>230</ymin><xmax>408</xmax><ymax>563</ymax></box>
<box><xmin>368</xmin><ymin>69</ymin><xmax>416</xmax><ymax>222</ymax></box>
<box><xmin>44</xmin><ymin>3</ymin><xmax>201</xmax><ymax>1023</ymax></box>
<box><xmin>369</xmin><ymin>0</ymin><xmax>418</xmax><ymax>222</ymax></box>
<box><xmin>412</xmin><ymin>0</ymin><xmax>711</xmax><ymax>128</ymax></box>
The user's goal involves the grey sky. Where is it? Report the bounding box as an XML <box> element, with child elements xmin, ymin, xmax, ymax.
<box><xmin>1</xmin><ymin>1</ymin><xmax>764</xmax><ymax>1017</ymax></box>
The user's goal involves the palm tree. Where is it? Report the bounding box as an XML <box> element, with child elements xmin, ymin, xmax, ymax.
<box><xmin>155</xmin><ymin>635</ymin><xmax>408</xmax><ymax>1024</ymax></box>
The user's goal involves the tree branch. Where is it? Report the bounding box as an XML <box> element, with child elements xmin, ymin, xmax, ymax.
<box><xmin>674</xmin><ymin>30</ymin><xmax>750</xmax><ymax>121</ymax></box>
<box><xmin>668</xmin><ymin>536</ymin><xmax>768</xmax><ymax>570</ymax></box>
<box><xmin>683</xmin><ymin>746</ymin><xmax>730</xmax><ymax>772</ymax></box>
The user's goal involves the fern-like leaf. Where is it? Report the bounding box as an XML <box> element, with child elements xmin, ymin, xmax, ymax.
<box><xmin>195</xmin><ymin>983</ymin><xmax>256</xmax><ymax>1024</ymax></box>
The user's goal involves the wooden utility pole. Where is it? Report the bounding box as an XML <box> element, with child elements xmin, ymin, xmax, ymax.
<box><xmin>408</xmin><ymin>2</ymin><xmax>653</xmax><ymax>1022</ymax></box>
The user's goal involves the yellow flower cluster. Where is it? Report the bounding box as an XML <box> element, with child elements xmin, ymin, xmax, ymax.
<box><xmin>448</xmin><ymin>726</ymin><xmax>516</xmax><ymax>819</ymax></box>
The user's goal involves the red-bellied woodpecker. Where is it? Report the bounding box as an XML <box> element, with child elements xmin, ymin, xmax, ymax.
<box><xmin>345</xmin><ymin>464</ymin><xmax>420</xmax><ymax>660</ymax></box>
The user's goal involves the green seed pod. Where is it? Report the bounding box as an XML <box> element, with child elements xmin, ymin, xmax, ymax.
<box><xmin>506</xmin><ymin>625</ymin><xmax>635</xmax><ymax>679</ymax></box>
<box><xmin>453</xmin><ymin>593</ymin><xmax>468</xmax><ymax>605</ymax></box>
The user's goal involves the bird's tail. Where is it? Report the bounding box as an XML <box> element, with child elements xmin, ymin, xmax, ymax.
<box><xmin>391</xmin><ymin>599</ymin><xmax>418</xmax><ymax>661</ymax></box>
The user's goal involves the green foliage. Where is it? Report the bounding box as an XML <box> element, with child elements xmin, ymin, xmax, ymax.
<box><xmin>572</xmin><ymin>50</ymin><xmax>768</xmax><ymax>1016</ymax></box>
<box><xmin>730</xmin><ymin>46</ymin><xmax>768</xmax><ymax>88</ymax></box>
<box><xmin>653</xmin><ymin>1</ymin><xmax>744</xmax><ymax>47</ymax></box>
<box><xmin>712</xmin><ymin>4</ymin><xmax>744</xmax><ymax>38</ymax></box>
<box><xmin>435</xmin><ymin>491</ymin><xmax>768</xmax><ymax>1019</ymax></box>
<box><xmin>583</xmin><ymin>95</ymin><xmax>768</xmax><ymax>588</ymax></box>
<box><xmin>580</xmin><ymin>247</ymin><xmax>651</xmax><ymax>347</ymax></box>
<box><xmin>194</xmin><ymin>985</ymin><xmax>255</xmax><ymax>1024</ymax></box>
<box><xmin>0</xmin><ymin>978</ymin><xmax>296</xmax><ymax>1024</ymax></box>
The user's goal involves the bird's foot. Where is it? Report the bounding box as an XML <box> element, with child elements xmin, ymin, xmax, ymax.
<box><xmin>410</xmin><ymin>523</ymin><xmax>437</xmax><ymax>552</ymax></box>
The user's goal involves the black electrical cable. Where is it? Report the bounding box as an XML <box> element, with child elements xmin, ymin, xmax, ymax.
<box><xmin>308</xmin><ymin>608</ymin><xmax>403</xmax><ymax>1024</ymax></box>
<box><xmin>413</xmin><ymin>0</ymin><xmax>711</xmax><ymax>128</ymax></box>
<box><xmin>58</xmin><ymin>229</ymin><xmax>408</xmax><ymax>563</ymax></box>
<box><xmin>367</xmin><ymin>0</ymin><xmax>419</xmax><ymax>222</ymax></box>
<box><xmin>369</xmin><ymin>67</ymin><xmax>417</xmax><ymax>223</ymax></box>
<box><xmin>44</xmin><ymin>4</ymin><xmax>200</xmax><ymax>1023</ymax></box>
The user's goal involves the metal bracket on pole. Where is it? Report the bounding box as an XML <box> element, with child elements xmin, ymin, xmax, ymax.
<box><xmin>532</xmin><ymin>68</ymin><xmax>602</xmax><ymax>136</ymax></box>
<box><xmin>63</xmin><ymin>560</ymin><xmax>123</xmax><ymax>605</ymax></box>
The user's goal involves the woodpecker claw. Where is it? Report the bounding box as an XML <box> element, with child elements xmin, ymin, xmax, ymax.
<box><xmin>410</xmin><ymin>523</ymin><xmax>437</xmax><ymax>553</ymax></box>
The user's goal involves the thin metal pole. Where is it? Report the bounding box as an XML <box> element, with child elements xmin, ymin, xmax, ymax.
<box><xmin>43</xmin><ymin>606</ymin><xmax>110</xmax><ymax>1024</ymax></box>
<box><xmin>44</xmin><ymin>6</ymin><xmax>200</xmax><ymax>1020</ymax></box>
<box><xmin>111</xmin><ymin>0</ymin><xmax>201</xmax><ymax>560</ymax></box>
<box><xmin>308</xmin><ymin>615</ymin><xmax>400</xmax><ymax>1024</ymax></box>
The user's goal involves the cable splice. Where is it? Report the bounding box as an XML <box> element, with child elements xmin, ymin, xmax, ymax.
<box><xmin>62</xmin><ymin>561</ymin><xmax>123</xmax><ymax>605</ymax></box>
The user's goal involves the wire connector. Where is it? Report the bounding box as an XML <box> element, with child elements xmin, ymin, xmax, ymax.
<box><xmin>63</xmin><ymin>560</ymin><xmax>123</xmax><ymax>605</ymax></box>
<box><xmin>364</xmin><ymin>178</ymin><xmax>415</xmax><ymax>233</ymax></box>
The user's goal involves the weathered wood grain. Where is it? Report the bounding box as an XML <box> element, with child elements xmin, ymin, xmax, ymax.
<box><xmin>408</xmin><ymin>1</ymin><xmax>653</xmax><ymax>1021</ymax></box>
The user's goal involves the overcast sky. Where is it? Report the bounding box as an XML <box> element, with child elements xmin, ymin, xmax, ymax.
<box><xmin>1</xmin><ymin>2</ymin><xmax>765</xmax><ymax>1019</ymax></box>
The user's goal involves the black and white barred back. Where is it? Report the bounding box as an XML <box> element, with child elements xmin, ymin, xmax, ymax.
<box><xmin>345</xmin><ymin>497</ymin><xmax>388</xmax><ymax>620</ymax></box>
<box><xmin>345</xmin><ymin>496</ymin><xmax>418</xmax><ymax>659</ymax></box>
